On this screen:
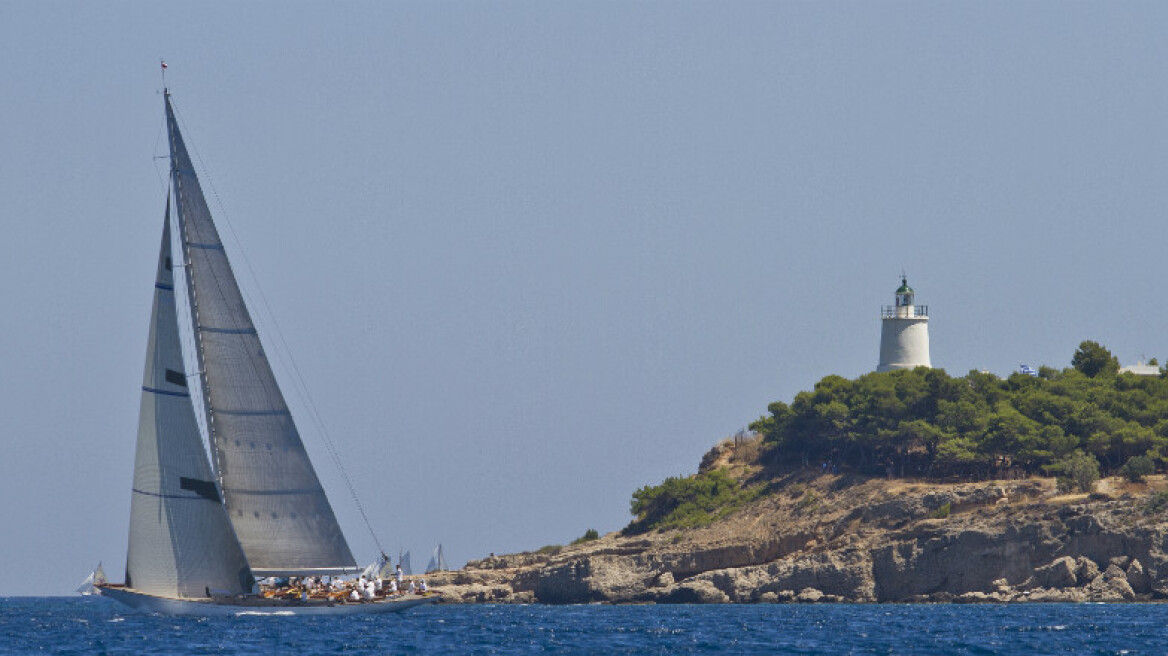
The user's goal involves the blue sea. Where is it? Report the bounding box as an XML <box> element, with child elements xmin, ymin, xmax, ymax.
<box><xmin>2</xmin><ymin>598</ymin><xmax>1165</xmax><ymax>654</ymax></box>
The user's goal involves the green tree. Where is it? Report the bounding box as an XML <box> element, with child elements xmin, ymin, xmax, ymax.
<box><xmin>756</xmin><ymin>342</ymin><xmax>1168</xmax><ymax>482</ymax></box>
<box><xmin>1072</xmin><ymin>340</ymin><xmax>1119</xmax><ymax>378</ymax></box>
<box><xmin>571</xmin><ymin>528</ymin><xmax>601</xmax><ymax>544</ymax></box>
<box><xmin>1047</xmin><ymin>451</ymin><xmax>1100</xmax><ymax>493</ymax></box>
<box><xmin>625</xmin><ymin>469</ymin><xmax>760</xmax><ymax>534</ymax></box>
<box><xmin>1120</xmin><ymin>455</ymin><xmax>1155</xmax><ymax>483</ymax></box>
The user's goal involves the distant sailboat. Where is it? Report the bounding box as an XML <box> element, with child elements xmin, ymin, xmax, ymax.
<box><xmin>76</xmin><ymin>563</ymin><xmax>106</xmax><ymax>596</ymax></box>
<box><xmin>426</xmin><ymin>545</ymin><xmax>448</xmax><ymax>573</ymax></box>
<box><xmin>96</xmin><ymin>89</ymin><xmax>437</xmax><ymax>615</ymax></box>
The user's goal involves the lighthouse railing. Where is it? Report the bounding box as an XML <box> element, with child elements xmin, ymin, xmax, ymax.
<box><xmin>882</xmin><ymin>305</ymin><xmax>928</xmax><ymax>318</ymax></box>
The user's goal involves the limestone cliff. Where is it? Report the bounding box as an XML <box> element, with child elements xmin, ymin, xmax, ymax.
<box><xmin>429</xmin><ymin>471</ymin><xmax>1168</xmax><ymax>604</ymax></box>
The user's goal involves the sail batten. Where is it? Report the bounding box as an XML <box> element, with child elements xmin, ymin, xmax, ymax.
<box><xmin>164</xmin><ymin>92</ymin><xmax>356</xmax><ymax>572</ymax></box>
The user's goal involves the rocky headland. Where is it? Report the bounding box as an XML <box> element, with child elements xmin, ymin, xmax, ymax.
<box><xmin>430</xmin><ymin>446</ymin><xmax>1168</xmax><ymax>604</ymax></box>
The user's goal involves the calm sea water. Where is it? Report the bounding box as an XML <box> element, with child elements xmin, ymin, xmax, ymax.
<box><xmin>2</xmin><ymin>597</ymin><xmax>1165</xmax><ymax>654</ymax></box>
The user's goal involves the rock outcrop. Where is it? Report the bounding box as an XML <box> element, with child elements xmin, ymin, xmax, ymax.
<box><xmin>427</xmin><ymin>475</ymin><xmax>1168</xmax><ymax>604</ymax></box>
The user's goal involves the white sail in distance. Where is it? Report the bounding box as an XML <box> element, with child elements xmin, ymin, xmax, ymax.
<box><xmin>164</xmin><ymin>93</ymin><xmax>356</xmax><ymax>576</ymax></box>
<box><xmin>425</xmin><ymin>544</ymin><xmax>447</xmax><ymax>573</ymax></box>
<box><xmin>124</xmin><ymin>204</ymin><xmax>254</xmax><ymax>598</ymax></box>
<box><xmin>76</xmin><ymin>563</ymin><xmax>106</xmax><ymax>595</ymax></box>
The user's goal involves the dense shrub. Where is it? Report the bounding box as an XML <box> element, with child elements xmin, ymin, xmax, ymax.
<box><xmin>624</xmin><ymin>469</ymin><xmax>761</xmax><ymax>534</ymax></box>
<box><xmin>1146</xmin><ymin>491</ymin><xmax>1168</xmax><ymax>514</ymax></box>
<box><xmin>1046</xmin><ymin>451</ymin><xmax>1100</xmax><ymax>493</ymax></box>
<box><xmin>571</xmin><ymin>529</ymin><xmax>600</xmax><ymax>545</ymax></box>
<box><xmin>1120</xmin><ymin>455</ymin><xmax>1155</xmax><ymax>483</ymax></box>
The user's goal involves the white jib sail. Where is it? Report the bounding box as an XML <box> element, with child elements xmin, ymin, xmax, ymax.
<box><xmin>125</xmin><ymin>203</ymin><xmax>254</xmax><ymax>598</ymax></box>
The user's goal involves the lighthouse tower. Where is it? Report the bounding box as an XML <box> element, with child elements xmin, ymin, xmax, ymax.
<box><xmin>877</xmin><ymin>276</ymin><xmax>931</xmax><ymax>372</ymax></box>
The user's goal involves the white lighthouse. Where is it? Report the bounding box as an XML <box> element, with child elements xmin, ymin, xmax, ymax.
<box><xmin>877</xmin><ymin>275</ymin><xmax>931</xmax><ymax>372</ymax></box>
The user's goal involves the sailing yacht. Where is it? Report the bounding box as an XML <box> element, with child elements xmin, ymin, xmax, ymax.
<box><xmin>97</xmin><ymin>90</ymin><xmax>435</xmax><ymax>615</ymax></box>
<box><xmin>76</xmin><ymin>563</ymin><xmax>106</xmax><ymax>596</ymax></box>
<box><xmin>426</xmin><ymin>545</ymin><xmax>448</xmax><ymax>573</ymax></box>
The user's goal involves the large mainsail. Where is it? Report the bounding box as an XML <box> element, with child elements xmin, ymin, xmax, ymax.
<box><xmin>164</xmin><ymin>92</ymin><xmax>356</xmax><ymax>575</ymax></box>
<box><xmin>125</xmin><ymin>205</ymin><xmax>254</xmax><ymax>597</ymax></box>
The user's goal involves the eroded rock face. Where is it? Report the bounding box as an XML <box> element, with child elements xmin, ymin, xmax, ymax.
<box><xmin>434</xmin><ymin>477</ymin><xmax>1168</xmax><ymax>604</ymax></box>
<box><xmin>1032</xmin><ymin>556</ymin><xmax>1078</xmax><ymax>589</ymax></box>
<box><xmin>1085</xmin><ymin>564</ymin><xmax>1136</xmax><ymax>601</ymax></box>
<box><xmin>658</xmin><ymin>580</ymin><xmax>729</xmax><ymax>604</ymax></box>
<box><xmin>1127</xmin><ymin>559</ymin><xmax>1151</xmax><ymax>593</ymax></box>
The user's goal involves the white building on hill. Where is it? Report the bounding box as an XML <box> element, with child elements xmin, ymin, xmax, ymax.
<box><xmin>1119</xmin><ymin>360</ymin><xmax>1160</xmax><ymax>376</ymax></box>
<box><xmin>877</xmin><ymin>276</ymin><xmax>931</xmax><ymax>373</ymax></box>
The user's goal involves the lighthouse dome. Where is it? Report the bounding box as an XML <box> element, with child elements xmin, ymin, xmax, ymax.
<box><xmin>895</xmin><ymin>277</ymin><xmax>914</xmax><ymax>307</ymax></box>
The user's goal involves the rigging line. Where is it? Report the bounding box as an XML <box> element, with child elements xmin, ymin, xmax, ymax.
<box><xmin>152</xmin><ymin>108</ymin><xmax>168</xmax><ymax>194</ymax></box>
<box><xmin>170</xmin><ymin>98</ymin><xmax>386</xmax><ymax>558</ymax></box>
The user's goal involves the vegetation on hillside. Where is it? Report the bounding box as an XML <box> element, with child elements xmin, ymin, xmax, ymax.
<box><xmin>625</xmin><ymin>341</ymin><xmax>1168</xmax><ymax>533</ymax></box>
<box><xmin>571</xmin><ymin>529</ymin><xmax>600</xmax><ymax>545</ymax></box>
<box><xmin>749</xmin><ymin>342</ymin><xmax>1167</xmax><ymax>480</ymax></box>
<box><xmin>624</xmin><ymin>469</ymin><xmax>763</xmax><ymax>535</ymax></box>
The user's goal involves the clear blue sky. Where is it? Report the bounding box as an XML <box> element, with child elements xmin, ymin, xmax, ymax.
<box><xmin>3</xmin><ymin>2</ymin><xmax>1166</xmax><ymax>596</ymax></box>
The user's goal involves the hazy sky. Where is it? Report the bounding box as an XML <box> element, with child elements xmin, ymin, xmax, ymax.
<box><xmin>3</xmin><ymin>2</ymin><xmax>1167</xmax><ymax>596</ymax></box>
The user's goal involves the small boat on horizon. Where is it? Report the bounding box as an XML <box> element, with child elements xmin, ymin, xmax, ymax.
<box><xmin>426</xmin><ymin>544</ymin><xmax>449</xmax><ymax>573</ymax></box>
<box><xmin>95</xmin><ymin>87</ymin><xmax>436</xmax><ymax>616</ymax></box>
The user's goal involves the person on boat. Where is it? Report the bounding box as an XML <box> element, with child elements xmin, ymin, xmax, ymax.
<box><xmin>349</xmin><ymin>587</ymin><xmax>360</xmax><ymax>602</ymax></box>
<box><xmin>395</xmin><ymin>563</ymin><xmax>404</xmax><ymax>586</ymax></box>
<box><xmin>373</xmin><ymin>577</ymin><xmax>383</xmax><ymax>594</ymax></box>
<box><xmin>419</xmin><ymin>579</ymin><xmax>428</xmax><ymax>593</ymax></box>
<box><xmin>387</xmin><ymin>578</ymin><xmax>398</xmax><ymax>595</ymax></box>
<box><xmin>408</xmin><ymin>580</ymin><xmax>416</xmax><ymax>594</ymax></box>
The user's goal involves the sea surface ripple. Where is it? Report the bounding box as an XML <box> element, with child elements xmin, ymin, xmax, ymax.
<box><xmin>2</xmin><ymin>597</ymin><xmax>1165</xmax><ymax>654</ymax></box>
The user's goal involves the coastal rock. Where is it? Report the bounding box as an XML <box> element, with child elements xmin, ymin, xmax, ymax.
<box><xmin>1033</xmin><ymin>556</ymin><xmax>1078</xmax><ymax>589</ymax></box>
<box><xmin>1075</xmin><ymin>557</ymin><xmax>1101</xmax><ymax>583</ymax></box>
<box><xmin>795</xmin><ymin>587</ymin><xmax>824</xmax><ymax>603</ymax></box>
<box><xmin>529</xmin><ymin>556</ymin><xmax>656</xmax><ymax>604</ymax></box>
<box><xmin>1025</xmin><ymin>587</ymin><xmax>1088</xmax><ymax>603</ymax></box>
<box><xmin>438</xmin><ymin>476</ymin><xmax>1168</xmax><ymax>605</ymax></box>
<box><xmin>437</xmin><ymin>584</ymin><xmax>518</xmax><ymax>604</ymax></box>
<box><xmin>954</xmin><ymin>591</ymin><xmax>1000</xmax><ymax>603</ymax></box>
<box><xmin>660</xmin><ymin>580</ymin><xmax>729</xmax><ymax>604</ymax></box>
<box><xmin>870</xmin><ymin>524</ymin><xmax>1041</xmax><ymax>601</ymax></box>
<box><xmin>1126</xmin><ymin>559</ymin><xmax>1150</xmax><ymax>594</ymax></box>
<box><xmin>1085</xmin><ymin>565</ymin><xmax>1135</xmax><ymax>601</ymax></box>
